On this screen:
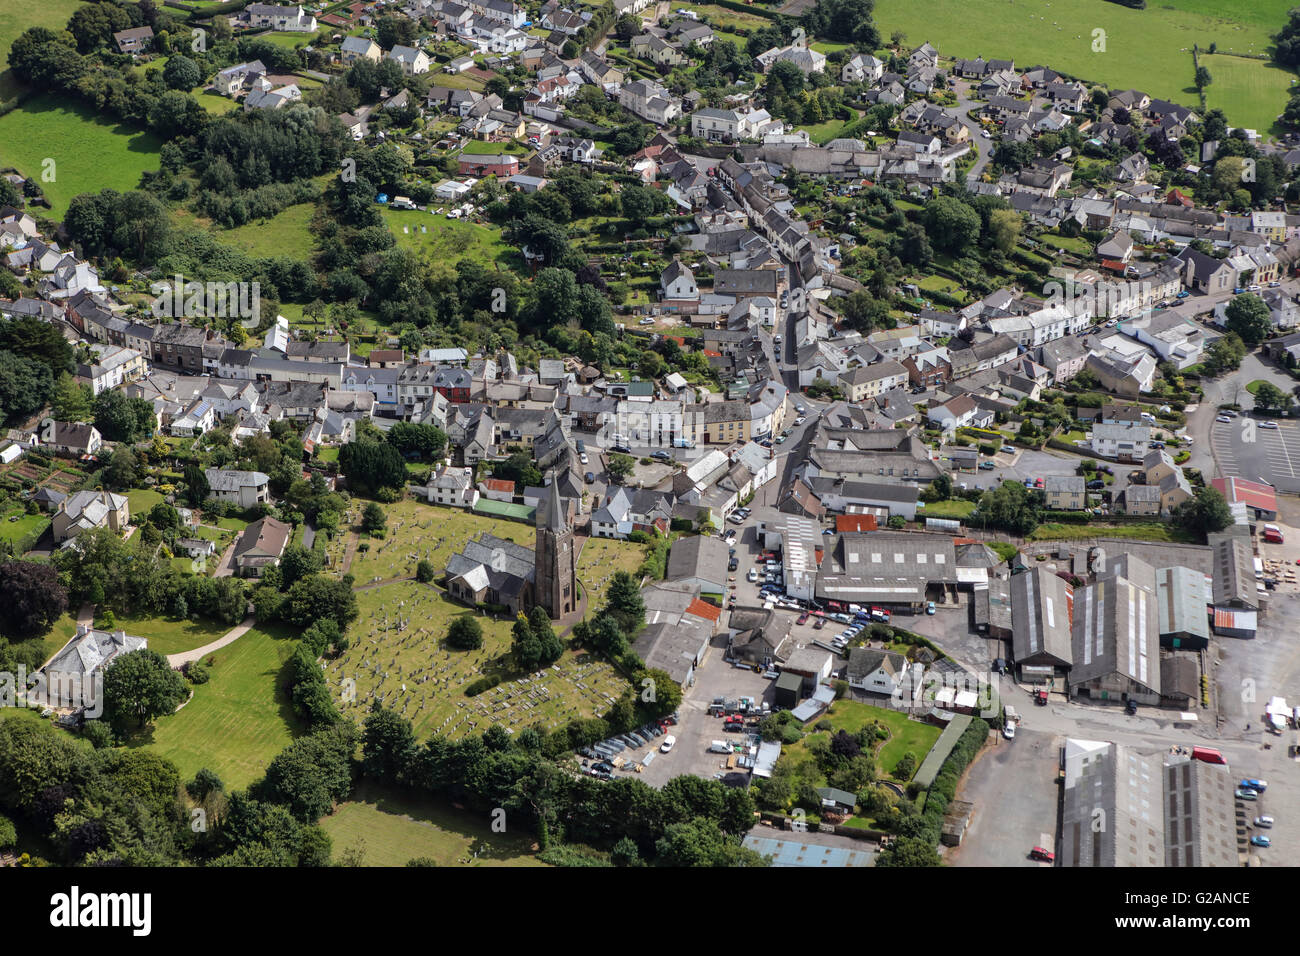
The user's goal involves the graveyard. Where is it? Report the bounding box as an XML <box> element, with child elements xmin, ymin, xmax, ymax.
<box><xmin>327</xmin><ymin>580</ymin><xmax>628</xmax><ymax>741</ymax></box>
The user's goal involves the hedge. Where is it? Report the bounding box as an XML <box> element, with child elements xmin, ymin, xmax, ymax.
<box><xmin>918</xmin><ymin>717</ymin><xmax>990</xmax><ymax>842</ymax></box>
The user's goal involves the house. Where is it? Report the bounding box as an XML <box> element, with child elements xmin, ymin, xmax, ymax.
<box><xmin>926</xmin><ymin>395</ymin><xmax>991</xmax><ymax>437</ymax></box>
<box><xmin>215</xmin><ymin>60</ymin><xmax>267</xmax><ymax>96</ymax></box>
<box><xmin>170</xmin><ymin>398</ymin><xmax>217</xmax><ymax>437</ymax></box>
<box><xmin>458</xmin><ymin>153</ymin><xmax>520</xmax><ymax>177</ymax></box>
<box><xmin>1044</xmin><ymin>474</ymin><xmax>1085</xmax><ymax>511</ymax></box>
<box><xmin>757</xmin><ymin>42</ymin><xmax>826</xmax><ymax>75</ymax></box>
<box><xmin>232</xmin><ymin>517</ymin><xmax>292</xmax><ymax>577</ymax></box>
<box><xmin>44</xmin><ymin>625</ymin><xmax>147</xmax><ymax>709</ymax></box>
<box><xmin>422</xmin><ymin>464</ymin><xmax>479</xmax><ymax>508</ymax></box>
<box><xmin>839</xmin><ymin>361</ymin><xmax>908</xmax><ymax>402</ymax></box>
<box><xmin>388</xmin><ymin>45</ymin><xmax>432</xmax><ymax>75</ymax></box>
<box><xmin>846</xmin><ymin>648</ymin><xmax>910</xmax><ymax>697</ymax></box>
<box><xmin>341</xmin><ymin>36</ymin><xmax>382</xmax><ymax>63</ymax></box>
<box><xmin>619</xmin><ymin>79</ymin><xmax>681</xmax><ymax>125</ymax></box>
<box><xmin>1122</xmin><ymin>484</ymin><xmax>1162</xmax><ymax>516</ymax></box>
<box><xmin>52</xmin><ymin>491</ymin><xmax>128</xmax><ymax>544</ymax></box>
<box><xmin>690</xmin><ymin>108</ymin><xmax>741</xmax><ymax>142</ymax></box>
<box><xmin>1088</xmin><ymin>421</ymin><xmax>1151</xmax><ymax>462</ymax></box>
<box><xmin>205</xmin><ymin>469</ymin><xmax>271</xmax><ymax>509</ymax></box>
<box><xmin>45</xmin><ymin>422</ymin><xmax>102</xmax><ymax>458</ymax></box>
<box><xmin>660</xmin><ymin>258</ymin><xmax>700</xmax><ymax>304</ymax></box>
<box><xmin>113</xmin><ymin>26</ymin><xmax>154</xmax><ymax>55</ymax></box>
<box><xmin>1172</xmin><ymin>247</ymin><xmax>1236</xmax><ymax>294</ymax></box>
<box><xmin>842</xmin><ymin>53</ymin><xmax>884</xmax><ymax>84</ymax></box>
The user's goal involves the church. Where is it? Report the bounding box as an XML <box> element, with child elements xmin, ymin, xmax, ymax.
<box><xmin>444</xmin><ymin>478</ymin><xmax>577</xmax><ymax>619</ymax></box>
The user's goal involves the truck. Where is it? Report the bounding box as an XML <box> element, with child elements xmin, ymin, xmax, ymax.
<box><xmin>1263</xmin><ymin>524</ymin><xmax>1284</xmax><ymax>544</ymax></box>
<box><xmin>1191</xmin><ymin>746</ymin><xmax>1227</xmax><ymax>765</ymax></box>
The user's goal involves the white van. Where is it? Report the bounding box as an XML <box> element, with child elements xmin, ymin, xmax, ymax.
<box><xmin>709</xmin><ymin>740</ymin><xmax>732</xmax><ymax>754</ymax></box>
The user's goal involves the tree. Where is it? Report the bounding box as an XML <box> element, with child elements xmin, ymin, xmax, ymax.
<box><xmin>1172</xmin><ymin>486</ymin><xmax>1234</xmax><ymax>538</ymax></box>
<box><xmin>102</xmin><ymin>649</ymin><xmax>189</xmax><ymax>730</ymax></box>
<box><xmin>987</xmin><ymin>208</ymin><xmax>1022</xmax><ymax>253</ymax></box>
<box><xmin>607</xmin><ymin>453</ymin><xmax>636</xmax><ymax>484</ymax></box>
<box><xmin>922</xmin><ymin>196</ymin><xmax>981</xmax><ymax>254</ymax></box>
<box><xmin>416</xmin><ymin>559</ymin><xmax>434</xmax><ymax>583</ymax></box>
<box><xmin>606</xmin><ymin>570</ymin><xmax>645</xmax><ymax>633</ymax></box>
<box><xmin>361</xmin><ymin>502</ymin><xmax>388</xmax><ymax>536</ymax></box>
<box><xmin>261</xmin><ymin>724</ymin><xmax>358</xmax><ymax>822</ymax></box>
<box><xmin>386</xmin><ymin>422</ymin><xmax>447</xmax><ymax>461</ymax></box>
<box><xmin>0</xmin><ymin>561</ymin><xmax>68</xmax><ymax>638</ymax></box>
<box><xmin>0</xmin><ymin>351</ymin><xmax>53</xmax><ymax>424</ymax></box>
<box><xmin>876</xmin><ymin>835</ymin><xmax>941</xmax><ymax>867</ymax></box>
<box><xmin>447</xmin><ymin>615</ymin><xmax>483</xmax><ymax>650</ymax></box>
<box><xmin>163</xmin><ymin>55</ymin><xmax>201</xmax><ymax>91</ymax></box>
<box><xmin>102</xmin><ymin>446</ymin><xmax>140</xmax><ymax>491</ymax></box>
<box><xmin>93</xmin><ymin>389</ymin><xmax>154</xmax><ymax>442</ymax></box>
<box><xmin>339</xmin><ymin>439</ymin><xmax>407</xmax><ymax>494</ymax></box>
<box><xmin>1224</xmin><ymin>293</ymin><xmax>1272</xmax><ymax>346</ymax></box>
<box><xmin>282</xmin><ymin>574</ymin><xmax>358</xmax><ymax>631</ymax></box>
<box><xmin>0</xmin><ymin>316</ymin><xmax>73</xmax><ymax>374</ymax></box>
<box><xmin>1204</xmin><ymin>333</ymin><xmax>1246</xmax><ymax>376</ymax></box>
<box><xmin>52</xmin><ymin>373</ymin><xmax>92</xmax><ymax>422</ymax></box>
<box><xmin>977</xmin><ymin>480</ymin><xmax>1040</xmax><ymax>536</ymax></box>
<box><xmin>1253</xmin><ymin>380</ymin><xmax>1290</xmax><ymax>414</ymax></box>
<box><xmin>361</xmin><ymin>707</ymin><xmax>415</xmax><ymax>785</ymax></box>
<box><xmin>1194</xmin><ymin>65</ymin><xmax>1212</xmax><ymax>91</ymax></box>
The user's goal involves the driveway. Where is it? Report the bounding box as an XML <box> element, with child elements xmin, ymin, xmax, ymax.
<box><xmin>951</xmin><ymin>88</ymin><xmax>992</xmax><ymax>182</ymax></box>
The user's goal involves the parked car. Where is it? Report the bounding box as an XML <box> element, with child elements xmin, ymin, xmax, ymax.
<box><xmin>926</xmin><ymin>601</ymin><xmax>936</xmax><ymax>615</ymax></box>
<box><xmin>1029</xmin><ymin>846</ymin><xmax>1054</xmax><ymax>863</ymax></box>
<box><xmin>1236</xmin><ymin>788</ymin><xmax>1260</xmax><ymax>800</ymax></box>
<box><xmin>1216</xmin><ymin>415</ymin><xmax>1232</xmax><ymax>424</ymax></box>
<box><xmin>747</xmin><ymin>568</ymin><xmax>758</xmax><ymax>582</ymax></box>
<box><xmin>650</xmin><ymin>450</ymin><xmax>671</xmax><ymax>462</ymax></box>
<box><xmin>796</xmin><ymin>612</ymin><xmax>809</xmax><ymax>625</ymax></box>
<box><xmin>1254</xmin><ymin>815</ymin><xmax>1275</xmax><ymax>828</ymax></box>
<box><xmin>660</xmin><ymin>735</ymin><xmax>676</xmax><ymax>753</ymax></box>
<box><xmin>1003</xmin><ymin>720</ymin><xmax>1016</xmax><ymax>740</ymax></box>
<box><xmin>1240</xmin><ymin>778</ymin><xmax>1268</xmax><ymax>793</ymax></box>
<box><xmin>1000</xmin><ymin>444</ymin><xmax>1016</xmax><ymax>454</ymax></box>
<box><xmin>979</xmin><ymin>460</ymin><xmax>995</xmax><ymax>470</ymax></box>
<box><xmin>1087</xmin><ymin>479</ymin><xmax>1105</xmax><ymax>490</ymax></box>
<box><xmin>1250</xmin><ymin>835</ymin><xmax>1271</xmax><ymax>848</ymax></box>
<box><xmin>813</xmin><ymin>617</ymin><xmax>826</xmax><ymax>630</ymax></box>
<box><xmin>1125</xmin><ymin>699</ymin><xmax>1138</xmax><ymax>715</ymax></box>
<box><xmin>1260</xmin><ymin>421</ymin><xmax>1279</xmax><ymax>429</ymax></box>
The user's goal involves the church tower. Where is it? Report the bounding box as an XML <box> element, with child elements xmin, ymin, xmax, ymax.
<box><xmin>534</xmin><ymin>476</ymin><xmax>576</xmax><ymax>618</ymax></box>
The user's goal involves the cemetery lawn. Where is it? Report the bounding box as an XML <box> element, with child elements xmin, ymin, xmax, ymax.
<box><xmin>320</xmin><ymin>781</ymin><xmax>546</xmax><ymax>867</ymax></box>
<box><xmin>132</xmin><ymin>625</ymin><xmax>303</xmax><ymax>791</ymax></box>
<box><xmin>328</xmin><ymin>580</ymin><xmax>627</xmax><ymax>741</ymax></box>
<box><xmin>574</xmin><ymin>534</ymin><xmax>647</xmax><ymax>608</ymax></box>
<box><xmin>0</xmin><ymin>94</ymin><xmax>161</xmax><ymax>219</ymax></box>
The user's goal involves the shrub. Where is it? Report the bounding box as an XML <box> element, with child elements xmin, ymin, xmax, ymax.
<box><xmin>186</xmin><ymin>661</ymin><xmax>211</xmax><ymax>685</ymax></box>
<box><xmin>447</xmin><ymin>616</ymin><xmax>483</xmax><ymax>650</ymax></box>
<box><xmin>415</xmin><ymin>559</ymin><xmax>434</xmax><ymax>583</ymax></box>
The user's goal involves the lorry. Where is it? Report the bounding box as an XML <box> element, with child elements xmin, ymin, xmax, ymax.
<box><xmin>1191</xmin><ymin>746</ymin><xmax>1227</xmax><ymax>765</ymax></box>
<box><xmin>1263</xmin><ymin>524</ymin><xmax>1284</xmax><ymax>544</ymax></box>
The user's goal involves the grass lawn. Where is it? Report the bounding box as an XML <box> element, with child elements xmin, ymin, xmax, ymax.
<box><xmin>1246</xmin><ymin>379</ymin><xmax>1269</xmax><ymax>394</ymax></box>
<box><xmin>115</xmin><ymin>612</ymin><xmax>235</xmax><ymax>657</ymax></box>
<box><xmin>258</xmin><ymin>31</ymin><xmax>318</xmax><ymax>50</ymax></box>
<box><xmin>328</xmin><ymin>580</ymin><xmax>627</xmax><ymax>741</ymax></box>
<box><xmin>818</xmin><ymin>700</ymin><xmax>944</xmax><ymax>779</ymax></box>
<box><xmin>320</xmin><ymin>781</ymin><xmax>546</xmax><ymax>866</ymax></box>
<box><xmin>215</xmin><ymin>202</ymin><xmax>318</xmax><ymax>260</ymax></box>
<box><xmin>0</xmin><ymin>94</ymin><xmax>162</xmax><ymax>219</ymax></box>
<box><xmin>34</xmin><ymin>613</ymin><xmax>82</xmax><ymax>668</ymax></box>
<box><xmin>1201</xmin><ymin>53</ymin><xmax>1298</xmax><ymax>134</ymax></box>
<box><xmin>125</xmin><ymin>488</ymin><xmax>165</xmax><ymax>515</ymax></box>
<box><xmin>381</xmin><ymin>207</ymin><xmax>521</xmax><ymax>274</ymax></box>
<box><xmin>680</xmin><ymin>3</ymin><xmax>774</xmax><ymax>30</ymax></box>
<box><xmin>1038</xmin><ymin>232</ymin><xmax>1093</xmax><ymax>256</ymax></box>
<box><xmin>875</xmin><ymin>0</ymin><xmax>1295</xmax><ymax>125</ymax></box>
<box><xmin>196</xmin><ymin>90</ymin><xmax>244</xmax><ymax>115</ymax></box>
<box><xmin>574</xmin><ymin>534</ymin><xmax>647</xmax><ymax>609</ymax></box>
<box><xmin>0</xmin><ymin>509</ymin><xmax>50</xmax><ymax>550</ymax></box>
<box><xmin>1028</xmin><ymin>522</ymin><xmax>1197</xmax><ymax>543</ymax></box>
<box><xmin>918</xmin><ymin>498</ymin><xmax>975</xmax><ymax>519</ymax></box>
<box><xmin>988</xmin><ymin>540</ymin><xmax>1019</xmax><ymax>562</ymax></box>
<box><xmin>0</xmin><ymin>0</ymin><xmax>87</xmax><ymax>99</ymax></box>
<box><xmin>459</xmin><ymin>138</ymin><xmax>528</xmax><ymax>155</ymax></box>
<box><xmin>131</xmin><ymin>625</ymin><xmax>303</xmax><ymax>791</ymax></box>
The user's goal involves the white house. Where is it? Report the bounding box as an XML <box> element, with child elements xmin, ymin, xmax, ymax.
<box><xmin>205</xmin><ymin>468</ymin><xmax>272</xmax><ymax>509</ymax></box>
<box><xmin>389</xmin><ymin>45</ymin><xmax>432</xmax><ymax>75</ymax></box>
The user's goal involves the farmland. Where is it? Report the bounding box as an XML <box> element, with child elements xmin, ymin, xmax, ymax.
<box><xmin>0</xmin><ymin>95</ymin><xmax>161</xmax><ymax>219</ymax></box>
<box><xmin>0</xmin><ymin>0</ymin><xmax>87</xmax><ymax>99</ymax></box>
<box><xmin>874</xmin><ymin>0</ymin><xmax>1296</xmax><ymax>126</ymax></box>
<box><xmin>1200</xmin><ymin>54</ymin><xmax>1297</xmax><ymax>135</ymax></box>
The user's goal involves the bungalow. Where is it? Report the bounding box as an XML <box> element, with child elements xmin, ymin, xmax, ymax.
<box><xmin>113</xmin><ymin>26</ymin><xmax>154</xmax><ymax>55</ymax></box>
<box><xmin>847</xmin><ymin>648</ymin><xmax>910</xmax><ymax>696</ymax></box>
<box><xmin>927</xmin><ymin>395</ymin><xmax>991</xmax><ymax>437</ymax></box>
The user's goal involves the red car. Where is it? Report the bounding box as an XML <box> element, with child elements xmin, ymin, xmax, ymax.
<box><xmin>1034</xmin><ymin>477</ymin><xmax>1044</xmax><ymax>488</ymax></box>
<box><xmin>796</xmin><ymin>612</ymin><xmax>809</xmax><ymax>625</ymax></box>
<box><xmin>1030</xmin><ymin>846</ymin><xmax>1054</xmax><ymax>863</ymax></box>
<box><xmin>813</xmin><ymin>618</ymin><xmax>826</xmax><ymax>630</ymax></box>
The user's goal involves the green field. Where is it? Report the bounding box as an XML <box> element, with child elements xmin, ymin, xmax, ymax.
<box><xmin>0</xmin><ymin>0</ymin><xmax>87</xmax><ymax>99</ymax></box>
<box><xmin>217</xmin><ymin>202</ymin><xmax>319</xmax><ymax>259</ymax></box>
<box><xmin>917</xmin><ymin>498</ymin><xmax>976</xmax><ymax>519</ymax></box>
<box><xmin>1202</xmin><ymin>54</ymin><xmax>1299</xmax><ymax>133</ymax></box>
<box><xmin>320</xmin><ymin>782</ymin><xmax>547</xmax><ymax>866</ymax></box>
<box><xmin>1028</xmin><ymin>522</ymin><xmax>1197</xmax><ymax>543</ymax></box>
<box><xmin>328</xmin><ymin>580</ymin><xmax>627</xmax><ymax>741</ymax></box>
<box><xmin>132</xmin><ymin>626</ymin><xmax>303</xmax><ymax>791</ymax></box>
<box><xmin>0</xmin><ymin>94</ymin><xmax>161</xmax><ymax>219</ymax></box>
<box><xmin>874</xmin><ymin>0</ymin><xmax>1296</xmax><ymax>130</ymax></box>
<box><xmin>381</xmin><ymin>207</ymin><xmax>519</xmax><ymax>274</ymax></box>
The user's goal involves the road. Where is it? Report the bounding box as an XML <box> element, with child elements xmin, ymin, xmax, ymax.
<box><xmin>951</xmin><ymin>85</ymin><xmax>993</xmax><ymax>182</ymax></box>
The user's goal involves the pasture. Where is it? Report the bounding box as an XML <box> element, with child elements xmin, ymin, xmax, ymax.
<box><xmin>326</xmin><ymin>580</ymin><xmax>628</xmax><ymax>741</ymax></box>
<box><xmin>1200</xmin><ymin>53</ymin><xmax>1297</xmax><ymax>135</ymax></box>
<box><xmin>874</xmin><ymin>0</ymin><xmax>1296</xmax><ymax>128</ymax></box>
<box><xmin>0</xmin><ymin>95</ymin><xmax>161</xmax><ymax>219</ymax></box>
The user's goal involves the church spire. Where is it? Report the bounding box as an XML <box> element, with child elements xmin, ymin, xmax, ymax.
<box><xmin>538</xmin><ymin>472</ymin><xmax>566</xmax><ymax>531</ymax></box>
